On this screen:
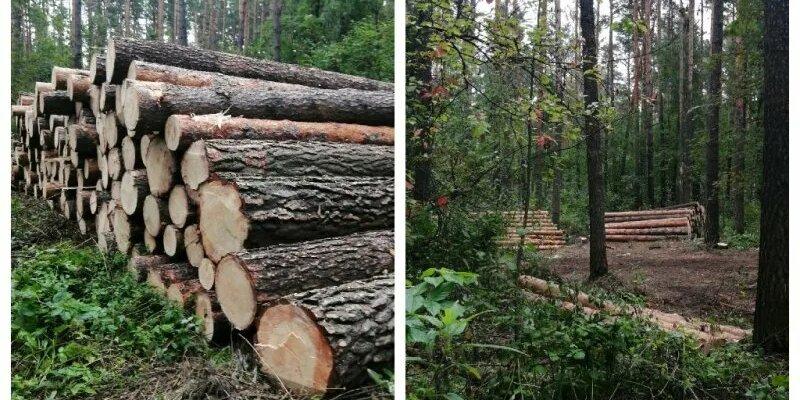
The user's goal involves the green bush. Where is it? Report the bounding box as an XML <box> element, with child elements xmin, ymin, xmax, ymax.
<box><xmin>11</xmin><ymin>245</ymin><xmax>205</xmax><ymax>399</ymax></box>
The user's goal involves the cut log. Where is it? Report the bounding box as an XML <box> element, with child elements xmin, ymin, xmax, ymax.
<box><xmin>67</xmin><ymin>75</ymin><xmax>93</xmax><ymax>102</ymax></box>
<box><xmin>95</xmin><ymin>113</ymin><xmax>107</xmax><ymax>151</ymax></box>
<box><xmin>89</xmin><ymin>188</ymin><xmax>110</xmax><ymax>214</ymax></box>
<box><xmin>49</xmin><ymin>115</ymin><xmax>69</xmax><ymax>131</ymax></box>
<box><xmin>111</xmin><ymin>180</ymin><xmax>122</xmax><ymax>201</ymax></box>
<box><xmin>167</xmin><ymin>184</ymin><xmax>197</xmax><ymax>228</ymax></box>
<box><xmin>107</xmin><ymin>147</ymin><xmax>123</xmax><ymax>180</ymax></box>
<box><xmin>184</xmin><ymin>224</ymin><xmax>205</xmax><ymax>267</ymax></box>
<box><xmin>143</xmin><ymin>195</ymin><xmax>170</xmax><ymax>236</ymax></box>
<box><xmin>254</xmin><ymin>275</ymin><xmax>393</xmax><ymax>394</ymax></box>
<box><xmin>12</xmin><ymin>105</ymin><xmax>31</xmax><ymax>116</ymax></box>
<box><xmin>139</xmin><ymin>133</ymin><xmax>156</xmax><ymax>167</ymax></box>
<box><xmin>121</xmin><ymin>136</ymin><xmax>144</xmax><ymax>170</ymax></box>
<box><xmin>162</xmin><ymin>224</ymin><xmax>184</xmax><ymax>257</ymax></box>
<box><xmin>143</xmin><ymin>231</ymin><xmax>161</xmax><ymax>254</ymax></box>
<box><xmin>112</xmin><ymin>206</ymin><xmax>142</xmax><ymax>253</ymax></box>
<box><xmin>114</xmin><ymin>85</ymin><xmax>126</xmax><ymax>127</ymax></box>
<box><xmin>194</xmin><ymin>291</ymin><xmax>231</xmax><ymax>342</ymax></box>
<box><xmin>33</xmin><ymin>82</ymin><xmax>55</xmax><ymax>116</ymax></box>
<box><xmin>89</xmin><ymin>55</ymin><xmax>106</xmax><ymax>85</ymax></box>
<box><xmin>39</xmin><ymin>91</ymin><xmax>74</xmax><ymax>115</ymax></box>
<box><xmin>52</xmin><ymin>67</ymin><xmax>89</xmax><ymax>89</ymax></box>
<box><xmin>605</xmin><ymin>208</ymin><xmax>695</xmax><ymax>218</ymax></box>
<box><xmin>75</xmin><ymin>190</ymin><xmax>92</xmax><ymax>219</ymax></box>
<box><xmin>40</xmin><ymin>181</ymin><xmax>63</xmax><ymax>200</ymax></box>
<box><xmin>78</xmin><ymin>218</ymin><xmax>92</xmax><ymax>235</ymax></box>
<box><xmin>98</xmin><ymin>153</ymin><xmax>109</xmax><ymax>189</ymax></box>
<box><xmin>604</xmin><ymin>217</ymin><xmax>691</xmax><ymax>229</ymax></box>
<box><xmin>606</xmin><ymin>234</ymin><xmax>685</xmax><ymax>242</ymax></box>
<box><xmin>67</xmin><ymin>123</ymin><xmax>98</xmax><ymax>166</ymax></box>
<box><xmin>198</xmin><ymin>174</ymin><xmax>393</xmax><ymax>262</ymax></box>
<box><xmin>181</xmin><ymin>139</ymin><xmax>394</xmax><ymax>190</ymax></box>
<box><xmin>127</xmin><ymin>254</ymin><xmax>171</xmax><ymax>281</ymax></box>
<box><xmin>18</xmin><ymin>94</ymin><xmax>34</xmax><ymax>106</ymax></box>
<box><xmin>143</xmin><ymin>136</ymin><xmax>177</xmax><ymax>197</ymax></box>
<box><xmin>123</xmin><ymin>81</ymin><xmax>393</xmax><ymax>133</ymax></box>
<box><xmin>89</xmin><ymin>85</ymin><xmax>101</xmax><ymax>116</ymax></box>
<box><xmin>216</xmin><ymin>230</ymin><xmax>393</xmax><ymax>330</ymax></box>
<box><xmin>97</xmin><ymin>231</ymin><xmax>118</xmax><ymax>254</ymax></box>
<box><xmin>120</xmin><ymin>170</ymin><xmax>148</xmax><ymax>215</ymax></box>
<box><xmin>107</xmin><ymin>37</ymin><xmax>392</xmax><ymax>91</ymax></box>
<box><xmin>605</xmin><ymin>227</ymin><xmax>690</xmax><ymax>235</ymax></box>
<box><xmin>167</xmin><ymin>279</ymin><xmax>203</xmax><ymax>308</ymax></box>
<box><xmin>146</xmin><ymin>262</ymin><xmax>193</xmax><ymax>293</ymax></box>
<box><xmin>103</xmin><ymin>112</ymin><xmax>125</xmax><ymax>148</ymax></box>
<box><xmin>127</xmin><ymin>60</ymin><xmax>308</xmax><ymax>91</ymax></box>
<box><xmin>99</xmin><ymin>83</ymin><xmax>116</xmax><ymax>112</ymax></box>
<box><xmin>83</xmin><ymin>158</ymin><xmax>100</xmax><ymax>184</ymax></box>
<box><xmin>198</xmin><ymin>258</ymin><xmax>215</xmax><ymax>290</ymax></box>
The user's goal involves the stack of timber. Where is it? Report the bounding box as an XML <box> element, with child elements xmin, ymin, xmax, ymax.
<box><xmin>517</xmin><ymin>275</ymin><xmax>749</xmax><ymax>348</ymax></box>
<box><xmin>604</xmin><ymin>203</ymin><xmax>705</xmax><ymax>242</ymax></box>
<box><xmin>11</xmin><ymin>37</ymin><xmax>395</xmax><ymax>395</ymax></box>
<box><xmin>497</xmin><ymin>210</ymin><xmax>567</xmax><ymax>250</ymax></box>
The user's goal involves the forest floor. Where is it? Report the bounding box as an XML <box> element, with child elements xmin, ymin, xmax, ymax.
<box><xmin>542</xmin><ymin>240</ymin><xmax>757</xmax><ymax>328</ymax></box>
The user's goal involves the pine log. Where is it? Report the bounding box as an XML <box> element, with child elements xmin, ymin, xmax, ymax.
<box><xmin>184</xmin><ymin>224</ymin><xmax>204</xmax><ymax>267</ymax></box>
<box><xmin>123</xmin><ymin>81</ymin><xmax>393</xmax><ymax>133</ymax></box>
<box><xmin>216</xmin><ymin>230</ymin><xmax>393</xmax><ymax>330</ymax></box>
<box><xmin>75</xmin><ymin>190</ymin><xmax>92</xmax><ymax>219</ymax></box>
<box><xmin>127</xmin><ymin>60</ymin><xmax>308</xmax><ymax>91</ymax></box>
<box><xmin>103</xmin><ymin>112</ymin><xmax>125</xmax><ymax>148</ymax></box>
<box><xmin>41</xmin><ymin>181</ymin><xmax>63</xmax><ymax>200</ymax></box>
<box><xmin>107</xmin><ymin>148</ymin><xmax>123</xmax><ymax>180</ymax></box>
<box><xmin>83</xmin><ymin>158</ymin><xmax>100</xmax><ymax>184</ymax></box>
<box><xmin>89</xmin><ymin>55</ymin><xmax>106</xmax><ymax>85</ymax></box>
<box><xmin>181</xmin><ymin>139</ymin><xmax>394</xmax><ymax>190</ymax></box>
<box><xmin>140</xmin><ymin>133</ymin><xmax>156</xmax><ymax>167</ymax></box>
<box><xmin>194</xmin><ymin>291</ymin><xmax>231</xmax><ymax>343</ymax></box>
<box><xmin>78</xmin><ymin>218</ymin><xmax>92</xmax><ymax>235</ymax></box>
<box><xmin>89</xmin><ymin>86</ymin><xmax>101</xmax><ymax>116</ymax></box>
<box><xmin>146</xmin><ymin>262</ymin><xmax>194</xmax><ymax>293</ymax></box>
<box><xmin>107</xmin><ymin>37</ymin><xmax>392</xmax><ymax>91</ymax></box>
<box><xmin>113</xmin><ymin>206</ymin><xmax>142</xmax><ymax>253</ymax></box>
<box><xmin>143</xmin><ymin>230</ymin><xmax>162</xmax><ymax>254</ymax></box>
<box><xmin>143</xmin><ymin>136</ymin><xmax>177</xmax><ymax>197</ymax></box>
<box><xmin>111</xmin><ymin>180</ymin><xmax>122</xmax><ymax>201</ymax></box>
<box><xmin>68</xmin><ymin>123</ymin><xmax>98</xmax><ymax>166</ymax></box>
<box><xmin>198</xmin><ymin>258</ymin><xmax>215</xmax><ymax>290</ymax></box>
<box><xmin>143</xmin><ymin>194</ymin><xmax>170</xmax><ymax>236</ymax></box>
<box><xmin>68</xmin><ymin>75</ymin><xmax>93</xmax><ymax>102</ymax></box>
<box><xmin>167</xmin><ymin>184</ymin><xmax>197</xmax><ymax>228</ymax></box>
<box><xmin>119</xmin><ymin>169</ymin><xmax>149</xmax><ymax>215</ymax></box>
<box><xmin>51</xmin><ymin>67</ymin><xmax>89</xmax><ymax>90</ymax></box>
<box><xmin>605</xmin><ymin>208</ymin><xmax>695</xmax><ymax>218</ymax></box>
<box><xmin>99</xmin><ymin>83</ymin><xmax>116</xmax><ymax>112</ymax></box>
<box><xmin>39</xmin><ymin>91</ymin><xmax>74</xmax><ymax>115</ymax></box>
<box><xmin>121</xmin><ymin>136</ymin><xmax>144</xmax><ymax>170</ymax></box>
<box><xmin>606</xmin><ymin>234</ymin><xmax>685</xmax><ymax>242</ymax></box>
<box><xmin>98</xmin><ymin>153</ymin><xmax>109</xmax><ymax>189</ymax></box>
<box><xmin>127</xmin><ymin>254</ymin><xmax>171</xmax><ymax>282</ymax></box>
<box><xmin>33</xmin><ymin>82</ymin><xmax>55</xmax><ymax>116</ymax></box>
<box><xmin>198</xmin><ymin>174</ymin><xmax>393</xmax><ymax>262</ymax></box>
<box><xmin>604</xmin><ymin>212</ymin><xmax>694</xmax><ymax>223</ymax></box>
<box><xmin>89</xmin><ymin>189</ymin><xmax>111</xmax><ymax>215</ymax></box>
<box><xmin>167</xmin><ymin>279</ymin><xmax>203</xmax><ymax>309</ymax></box>
<box><xmin>254</xmin><ymin>275</ymin><xmax>393</xmax><ymax>394</ymax></box>
<box><xmin>114</xmin><ymin>85</ymin><xmax>126</xmax><ymax>127</ymax></box>
<box><xmin>165</xmin><ymin>115</ymin><xmax>392</xmax><ymax>152</ymax></box>
<box><xmin>605</xmin><ymin>227</ymin><xmax>690</xmax><ymax>235</ymax></box>
<box><xmin>12</xmin><ymin>105</ymin><xmax>31</xmax><ymax>116</ymax></box>
<box><xmin>49</xmin><ymin>115</ymin><xmax>69</xmax><ymax>131</ymax></box>
<box><xmin>18</xmin><ymin>94</ymin><xmax>35</xmax><ymax>106</ymax></box>
<box><xmin>604</xmin><ymin>217</ymin><xmax>692</xmax><ymax>229</ymax></box>
<box><xmin>163</xmin><ymin>224</ymin><xmax>184</xmax><ymax>257</ymax></box>
<box><xmin>97</xmin><ymin>231</ymin><xmax>118</xmax><ymax>254</ymax></box>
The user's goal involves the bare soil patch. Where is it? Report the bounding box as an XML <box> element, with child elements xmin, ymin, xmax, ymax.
<box><xmin>541</xmin><ymin>240</ymin><xmax>757</xmax><ymax>327</ymax></box>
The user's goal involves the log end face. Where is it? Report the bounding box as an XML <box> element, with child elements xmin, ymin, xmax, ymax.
<box><xmin>146</xmin><ymin>268</ymin><xmax>167</xmax><ymax>293</ymax></box>
<box><xmin>166</xmin><ymin>283</ymin><xmax>186</xmax><ymax>307</ymax></box>
<box><xmin>198</xmin><ymin>258</ymin><xmax>215</xmax><ymax>290</ymax></box>
<box><xmin>164</xmin><ymin>115</ymin><xmax>182</xmax><ymax>151</ymax></box>
<box><xmin>143</xmin><ymin>195</ymin><xmax>163</xmax><ymax>236</ymax></box>
<box><xmin>195</xmin><ymin>292</ymin><xmax>216</xmax><ymax>341</ymax></box>
<box><xmin>123</xmin><ymin>86</ymin><xmax>140</xmax><ymax>132</ymax></box>
<box><xmin>180</xmin><ymin>140</ymin><xmax>210</xmax><ymax>190</ymax></box>
<box><xmin>168</xmin><ymin>185</ymin><xmax>190</xmax><ymax>228</ymax></box>
<box><xmin>163</xmin><ymin>225</ymin><xmax>179</xmax><ymax>256</ymax></box>
<box><xmin>145</xmin><ymin>137</ymin><xmax>176</xmax><ymax>197</ymax></box>
<box><xmin>215</xmin><ymin>256</ymin><xmax>257</xmax><ymax>330</ymax></box>
<box><xmin>106</xmin><ymin>40</ymin><xmax>116</xmax><ymax>83</ymax></box>
<box><xmin>120</xmin><ymin>172</ymin><xmax>138</xmax><ymax>215</ymax></box>
<box><xmin>198</xmin><ymin>180</ymin><xmax>247</xmax><ymax>262</ymax></box>
<box><xmin>113</xmin><ymin>208</ymin><xmax>132</xmax><ymax>254</ymax></box>
<box><xmin>255</xmin><ymin>304</ymin><xmax>334</xmax><ymax>394</ymax></box>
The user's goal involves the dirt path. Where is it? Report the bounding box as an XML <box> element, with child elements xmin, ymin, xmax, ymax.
<box><xmin>541</xmin><ymin>240</ymin><xmax>758</xmax><ymax>327</ymax></box>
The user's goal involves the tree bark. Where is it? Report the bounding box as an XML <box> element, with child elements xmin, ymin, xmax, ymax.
<box><xmin>731</xmin><ymin>35</ymin><xmax>747</xmax><ymax>234</ymax></box>
<box><xmin>704</xmin><ymin>0</ymin><xmax>723</xmax><ymax>245</ymax></box>
<box><xmin>106</xmin><ymin>37</ymin><xmax>392</xmax><ymax>90</ymax></box>
<box><xmin>71</xmin><ymin>0</ymin><xmax>82</xmax><ymax>68</ymax></box>
<box><xmin>677</xmin><ymin>3</ymin><xmax>694</xmax><ymax>202</ymax></box>
<box><xmin>127</xmin><ymin>254</ymin><xmax>171</xmax><ymax>281</ymax></box>
<box><xmin>121</xmin><ymin>136</ymin><xmax>144</xmax><ymax>170</ymax></box>
<box><xmin>67</xmin><ymin>75</ymin><xmax>93</xmax><ymax>102</ymax></box>
<box><xmin>254</xmin><ymin>275</ymin><xmax>393</xmax><ymax>394</ymax></box>
<box><xmin>173</xmin><ymin>0</ymin><xmax>188</xmax><ymax>45</ymax></box>
<box><xmin>166</xmin><ymin>114</ymin><xmax>393</xmax><ymax>152</ymax></box>
<box><xmin>113</xmin><ymin>205</ymin><xmax>142</xmax><ymax>253</ymax></box>
<box><xmin>90</xmin><ymin>55</ymin><xmax>106</xmax><ymax>84</ymax></box>
<box><xmin>605</xmin><ymin>217</ymin><xmax>691</xmax><ymax>229</ymax></box>
<box><xmin>754</xmin><ymin>0</ymin><xmax>788</xmax><ymax>353</ymax></box>
<box><xmin>180</xmin><ymin>139</ymin><xmax>394</xmax><ymax>190</ymax></box>
<box><xmin>126</xmin><ymin>60</ymin><xmax>307</xmax><ymax>91</ymax></box>
<box><xmin>642</xmin><ymin>0</ymin><xmax>655</xmax><ymax>207</ymax></box>
<box><xmin>198</xmin><ymin>174</ymin><xmax>394</xmax><ymax>262</ymax></box>
<box><xmin>216</xmin><ymin>230</ymin><xmax>393</xmax><ymax>330</ymax></box>
<box><xmin>52</xmin><ymin>67</ymin><xmax>90</xmax><ymax>90</ymax></box>
<box><xmin>124</xmin><ymin>81</ymin><xmax>393</xmax><ymax>133</ymax></box>
<box><xmin>581</xmin><ymin>0</ymin><xmax>607</xmax><ymax>278</ymax></box>
<box><xmin>39</xmin><ymin>91</ymin><xmax>74</xmax><ymax>115</ymax></box>
<box><xmin>167</xmin><ymin>279</ymin><xmax>203</xmax><ymax>309</ymax></box>
<box><xmin>146</xmin><ymin>262</ymin><xmax>194</xmax><ymax>293</ymax></box>
<box><xmin>156</xmin><ymin>0</ymin><xmax>165</xmax><ymax>41</ymax></box>
<box><xmin>271</xmin><ymin>0</ymin><xmax>282</xmax><ymax>61</ymax></box>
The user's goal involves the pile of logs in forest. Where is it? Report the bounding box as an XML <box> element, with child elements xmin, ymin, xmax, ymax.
<box><xmin>604</xmin><ymin>203</ymin><xmax>705</xmax><ymax>242</ymax></box>
<box><xmin>497</xmin><ymin>210</ymin><xmax>566</xmax><ymax>250</ymax></box>
<box><xmin>517</xmin><ymin>275</ymin><xmax>749</xmax><ymax>348</ymax></box>
<box><xmin>10</xmin><ymin>37</ymin><xmax>395</xmax><ymax>395</ymax></box>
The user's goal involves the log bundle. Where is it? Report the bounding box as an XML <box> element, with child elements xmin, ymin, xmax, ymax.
<box><xmin>496</xmin><ymin>210</ymin><xmax>567</xmax><ymax>250</ymax></box>
<box><xmin>604</xmin><ymin>203</ymin><xmax>705</xmax><ymax>242</ymax></box>
<box><xmin>10</xmin><ymin>37</ymin><xmax>394</xmax><ymax>395</ymax></box>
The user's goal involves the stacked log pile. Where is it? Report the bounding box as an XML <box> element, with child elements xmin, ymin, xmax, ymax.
<box><xmin>497</xmin><ymin>210</ymin><xmax>567</xmax><ymax>250</ymax></box>
<box><xmin>10</xmin><ymin>37</ymin><xmax>395</xmax><ymax>395</ymax></box>
<box><xmin>604</xmin><ymin>203</ymin><xmax>705</xmax><ymax>242</ymax></box>
<box><xmin>517</xmin><ymin>275</ymin><xmax>749</xmax><ymax>348</ymax></box>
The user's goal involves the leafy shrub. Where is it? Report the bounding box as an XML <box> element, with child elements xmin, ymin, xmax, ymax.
<box><xmin>11</xmin><ymin>245</ymin><xmax>205</xmax><ymax>399</ymax></box>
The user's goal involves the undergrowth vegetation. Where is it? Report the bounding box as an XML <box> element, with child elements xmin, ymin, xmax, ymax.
<box><xmin>406</xmin><ymin>204</ymin><xmax>787</xmax><ymax>400</ymax></box>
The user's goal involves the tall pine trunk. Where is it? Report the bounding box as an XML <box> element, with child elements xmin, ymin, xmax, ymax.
<box><xmin>642</xmin><ymin>0</ymin><xmax>655</xmax><ymax>207</ymax></box>
<box><xmin>271</xmin><ymin>0</ymin><xmax>282</xmax><ymax>61</ymax></box>
<box><xmin>71</xmin><ymin>0</ymin><xmax>82</xmax><ymax>68</ymax></box>
<box><xmin>581</xmin><ymin>0</ymin><xmax>607</xmax><ymax>278</ymax></box>
<box><xmin>551</xmin><ymin>0</ymin><xmax>564</xmax><ymax>225</ymax></box>
<box><xmin>731</xmin><ymin>35</ymin><xmax>746</xmax><ymax>233</ymax></box>
<box><xmin>753</xmin><ymin>0</ymin><xmax>788</xmax><ymax>353</ymax></box>
<box><xmin>156</xmin><ymin>0</ymin><xmax>164</xmax><ymax>41</ymax></box>
<box><xmin>677</xmin><ymin>2</ymin><xmax>694</xmax><ymax>202</ymax></box>
<box><xmin>704</xmin><ymin>0</ymin><xmax>722</xmax><ymax>245</ymax></box>
<box><xmin>174</xmin><ymin>0</ymin><xmax>187</xmax><ymax>45</ymax></box>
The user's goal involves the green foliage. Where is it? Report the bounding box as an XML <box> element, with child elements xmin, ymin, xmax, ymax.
<box><xmin>301</xmin><ymin>18</ymin><xmax>394</xmax><ymax>81</ymax></box>
<box><xmin>406</xmin><ymin>204</ymin><xmax>505</xmax><ymax>277</ymax></box>
<box><xmin>11</xmin><ymin>195</ymin><xmax>83</xmax><ymax>251</ymax></box>
<box><xmin>11</xmin><ymin>245</ymin><xmax>205</xmax><ymax>399</ymax></box>
<box><xmin>406</xmin><ymin>268</ymin><xmax>479</xmax><ymax>348</ymax></box>
<box><xmin>407</xmin><ymin>262</ymin><xmax>788</xmax><ymax>399</ymax></box>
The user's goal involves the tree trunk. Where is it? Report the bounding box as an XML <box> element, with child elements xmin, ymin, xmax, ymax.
<box><xmin>197</xmin><ymin>174</ymin><xmax>394</xmax><ymax>262</ymax></box>
<box><xmin>581</xmin><ymin>0</ymin><xmax>607</xmax><ymax>278</ymax></box>
<box><xmin>208</xmin><ymin>0</ymin><xmax>219</xmax><ymax>49</ymax></box>
<box><xmin>271</xmin><ymin>0</ymin><xmax>282</xmax><ymax>61</ymax></box>
<box><xmin>254</xmin><ymin>275</ymin><xmax>393</xmax><ymax>394</ymax></box>
<box><xmin>71</xmin><ymin>0</ymin><xmax>82</xmax><ymax>68</ymax></box>
<box><xmin>238</xmin><ymin>0</ymin><xmax>248</xmax><ymax>50</ymax></box>
<box><xmin>216</xmin><ymin>230</ymin><xmax>393</xmax><ymax>330</ymax></box>
<box><xmin>126</xmin><ymin>60</ymin><xmax>307</xmax><ymax>91</ymax></box>
<box><xmin>156</xmin><ymin>0</ymin><xmax>164</xmax><ymax>41</ymax></box>
<box><xmin>127</xmin><ymin>254</ymin><xmax>171</xmax><ymax>281</ymax></box>
<box><xmin>123</xmin><ymin>81</ymin><xmax>393</xmax><ymax>133</ymax></box>
<box><xmin>605</xmin><ymin>217</ymin><xmax>691</xmax><ymax>229</ymax></box>
<box><xmin>165</xmin><ymin>114</ymin><xmax>393</xmax><ymax>152</ymax></box>
<box><xmin>642</xmin><ymin>0</ymin><xmax>655</xmax><ymax>207</ymax></box>
<box><xmin>89</xmin><ymin>55</ymin><xmax>106</xmax><ymax>84</ymax></box>
<box><xmin>731</xmin><ymin>35</ymin><xmax>746</xmax><ymax>233</ymax></box>
<box><xmin>180</xmin><ymin>139</ymin><xmax>394</xmax><ymax>190</ymax></box>
<box><xmin>106</xmin><ymin>37</ymin><xmax>392</xmax><ymax>90</ymax></box>
<box><xmin>704</xmin><ymin>0</ymin><xmax>723</xmax><ymax>245</ymax></box>
<box><xmin>677</xmin><ymin>3</ymin><xmax>694</xmax><ymax>202</ymax></box>
<box><xmin>146</xmin><ymin>262</ymin><xmax>194</xmax><ymax>293</ymax></box>
<box><xmin>754</xmin><ymin>0</ymin><xmax>788</xmax><ymax>353</ymax></box>
<box><xmin>124</xmin><ymin>0</ymin><xmax>132</xmax><ymax>36</ymax></box>
<box><xmin>173</xmin><ymin>0</ymin><xmax>187</xmax><ymax>45</ymax></box>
